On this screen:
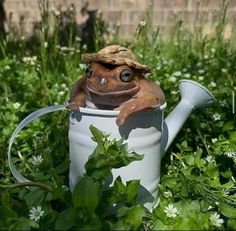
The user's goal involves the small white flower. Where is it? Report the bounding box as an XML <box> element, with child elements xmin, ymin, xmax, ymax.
<box><xmin>53</xmin><ymin>9</ymin><xmax>60</xmax><ymax>16</ymax></box>
<box><xmin>61</xmin><ymin>83</ymin><xmax>68</xmax><ymax>89</ymax></box>
<box><xmin>225</xmin><ymin>150</ymin><xmax>236</xmax><ymax>158</ymax></box>
<box><xmin>13</xmin><ymin>102</ymin><xmax>21</xmax><ymax>109</ymax></box>
<box><xmin>58</xmin><ymin>91</ymin><xmax>65</xmax><ymax>96</ymax></box>
<box><xmin>169</xmin><ymin>76</ymin><xmax>177</xmax><ymax>82</ymax></box>
<box><xmin>4</xmin><ymin>65</ymin><xmax>10</xmax><ymax>70</ymax></box>
<box><xmin>44</xmin><ymin>42</ymin><xmax>48</xmax><ymax>48</ymax></box>
<box><xmin>173</xmin><ymin>71</ymin><xmax>181</xmax><ymax>77</ymax></box>
<box><xmin>171</xmin><ymin>90</ymin><xmax>178</xmax><ymax>95</ymax></box>
<box><xmin>212</xmin><ymin>138</ymin><xmax>218</xmax><ymax>143</ymax></box>
<box><xmin>139</xmin><ymin>20</ymin><xmax>146</xmax><ymax>27</ymax></box>
<box><xmin>31</xmin><ymin>155</ymin><xmax>43</xmax><ymax>165</ymax></box>
<box><xmin>210</xmin><ymin>81</ymin><xmax>216</xmax><ymax>87</ymax></box>
<box><xmin>221</xmin><ymin>68</ymin><xmax>227</xmax><ymax>73</ymax></box>
<box><xmin>184</xmin><ymin>73</ymin><xmax>191</xmax><ymax>78</ymax></box>
<box><xmin>198</xmin><ymin>69</ymin><xmax>205</xmax><ymax>74</ymax></box>
<box><xmin>211</xmin><ymin>48</ymin><xmax>216</xmax><ymax>53</ymax></box>
<box><xmin>29</xmin><ymin>206</ymin><xmax>44</xmax><ymax>222</ymax></box>
<box><xmin>199</xmin><ymin>76</ymin><xmax>204</xmax><ymax>80</ymax></box>
<box><xmin>204</xmin><ymin>54</ymin><xmax>209</xmax><ymax>59</ymax></box>
<box><xmin>209</xmin><ymin>212</ymin><xmax>224</xmax><ymax>228</ymax></box>
<box><xmin>79</xmin><ymin>63</ymin><xmax>87</xmax><ymax>70</ymax></box>
<box><xmin>213</xmin><ymin>113</ymin><xmax>221</xmax><ymax>121</ymax></box>
<box><xmin>219</xmin><ymin>99</ymin><xmax>228</xmax><ymax>107</ymax></box>
<box><xmin>206</xmin><ymin>155</ymin><xmax>215</xmax><ymax>163</ymax></box>
<box><xmin>163</xmin><ymin>191</ymin><xmax>172</xmax><ymax>198</ymax></box>
<box><xmin>164</xmin><ymin>204</ymin><xmax>178</xmax><ymax>218</ymax></box>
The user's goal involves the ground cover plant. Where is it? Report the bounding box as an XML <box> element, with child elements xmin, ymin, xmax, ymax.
<box><xmin>0</xmin><ymin>0</ymin><xmax>236</xmax><ymax>230</ymax></box>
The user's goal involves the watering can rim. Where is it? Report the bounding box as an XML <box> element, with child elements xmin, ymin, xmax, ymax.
<box><xmin>179</xmin><ymin>79</ymin><xmax>216</xmax><ymax>101</ymax></box>
<box><xmin>71</xmin><ymin>102</ymin><xmax>167</xmax><ymax>116</ymax></box>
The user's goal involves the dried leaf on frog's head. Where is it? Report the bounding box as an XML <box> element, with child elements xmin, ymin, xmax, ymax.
<box><xmin>82</xmin><ymin>45</ymin><xmax>151</xmax><ymax>74</ymax></box>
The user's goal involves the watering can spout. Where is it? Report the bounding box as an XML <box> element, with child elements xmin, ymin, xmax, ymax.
<box><xmin>161</xmin><ymin>79</ymin><xmax>215</xmax><ymax>156</ymax></box>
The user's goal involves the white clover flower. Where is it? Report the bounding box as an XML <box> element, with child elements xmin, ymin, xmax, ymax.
<box><xmin>164</xmin><ymin>204</ymin><xmax>178</xmax><ymax>218</ymax></box>
<box><xmin>210</xmin><ymin>81</ymin><xmax>216</xmax><ymax>87</ymax></box>
<box><xmin>29</xmin><ymin>206</ymin><xmax>44</xmax><ymax>222</ymax></box>
<box><xmin>221</xmin><ymin>68</ymin><xmax>227</xmax><ymax>73</ymax></box>
<box><xmin>209</xmin><ymin>212</ymin><xmax>224</xmax><ymax>228</ymax></box>
<box><xmin>213</xmin><ymin>113</ymin><xmax>221</xmax><ymax>121</ymax></box>
<box><xmin>163</xmin><ymin>191</ymin><xmax>172</xmax><ymax>198</ymax></box>
<box><xmin>31</xmin><ymin>155</ymin><xmax>43</xmax><ymax>165</ymax></box>
<box><xmin>13</xmin><ymin>102</ymin><xmax>21</xmax><ymax>109</ymax></box>
<box><xmin>204</xmin><ymin>54</ymin><xmax>209</xmax><ymax>59</ymax></box>
<box><xmin>171</xmin><ymin>90</ymin><xmax>178</xmax><ymax>95</ymax></box>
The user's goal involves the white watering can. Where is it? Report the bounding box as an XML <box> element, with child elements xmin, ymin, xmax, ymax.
<box><xmin>8</xmin><ymin>79</ymin><xmax>215</xmax><ymax>210</ymax></box>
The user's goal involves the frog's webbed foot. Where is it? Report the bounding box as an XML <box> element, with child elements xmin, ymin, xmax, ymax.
<box><xmin>66</xmin><ymin>91</ymin><xmax>87</xmax><ymax>110</ymax></box>
<box><xmin>115</xmin><ymin>94</ymin><xmax>160</xmax><ymax>126</ymax></box>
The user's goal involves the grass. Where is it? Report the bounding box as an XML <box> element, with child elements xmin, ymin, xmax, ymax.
<box><xmin>0</xmin><ymin>0</ymin><xmax>236</xmax><ymax>230</ymax></box>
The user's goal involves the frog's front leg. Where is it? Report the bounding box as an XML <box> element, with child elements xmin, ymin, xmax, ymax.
<box><xmin>115</xmin><ymin>93</ymin><xmax>160</xmax><ymax>126</ymax></box>
<box><xmin>67</xmin><ymin>77</ymin><xmax>87</xmax><ymax>110</ymax></box>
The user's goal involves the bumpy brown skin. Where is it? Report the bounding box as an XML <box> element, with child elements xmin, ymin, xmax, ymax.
<box><xmin>68</xmin><ymin>62</ymin><xmax>165</xmax><ymax>126</ymax></box>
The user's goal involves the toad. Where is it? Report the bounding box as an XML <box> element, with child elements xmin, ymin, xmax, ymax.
<box><xmin>67</xmin><ymin>45</ymin><xmax>165</xmax><ymax>126</ymax></box>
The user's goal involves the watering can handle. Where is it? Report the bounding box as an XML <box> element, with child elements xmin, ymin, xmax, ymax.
<box><xmin>8</xmin><ymin>104</ymin><xmax>67</xmax><ymax>183</ymax></box>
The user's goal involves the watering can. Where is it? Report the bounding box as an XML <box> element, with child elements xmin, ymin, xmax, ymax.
<box><xmin>8</xmin><ymin>79</ymin><xmax>215</xmax><ymax>210</ymax></box>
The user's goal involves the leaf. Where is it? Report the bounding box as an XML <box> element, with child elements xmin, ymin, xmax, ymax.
<box><xmin>10</xmin><ymin>217</ymin><xmax>39</xmax><ymax>230</ymax></box>
<box><xmin>152</xmin><ymin>219</ymin><xmax>169</xmax><ymax>230</ymax></box>
<box><xmin>72</xmin><ymin>176</ymin><xmax>100</xmax><ymax>211</ymax></box>
<box><xmin>24</xmin><ymin>189</ymin><xmax>46</xmax><ymax>207</ymax></box>
<box><xmin>227</xmin><ymin>219</ymin><xmax>236</xmax><ymax>230</ymax></box>
<box><xmin>222</xmin><ymin>121</ymin><xmax>234</xmax><ymax>131</ymax></box>
<box><xmin>126</xmin><ymin>180</ymin><xmax>140</xmax><ymax>204</ymax></box>
<box><xmin>219</xmin><ymin>203</ymin><xmax>236</xmax><ymax>218</ymax></box>
<box><xmin>53</xmin><ymin>159</ymin><xmax>70</xmax><ymax>175</ymax></box>
<box><xmin>0</xmin><ymin>206</ymin><xmax>17</xmax><ymax>219</ymax></box>
<box><xmin>85</xmin><ymin>125</ymin><xmax>144</xmax><ymax>180</ymax></box>
<box><xmin>110</xmin><ymin>176</ymin><xmax>126</xmax><ymax>203</ymax></box>
<box><xmin>230</xmin><ymin>131</ymin><xmax>236</xmax><ymax>143</ymax></box>
<box><xmin>117</xmin><ymin>205</ymin><xmax>146</xmax><ymax>230</ymax></box>
<box><xmin>89</xmin><ymin>124</ymin><xmax>109</xmax><ymax>147</ymax></box>
<box><xmin>55</xmin><ymin>208</ymin><xmax>77</xmax><ymax>230</ymax></box>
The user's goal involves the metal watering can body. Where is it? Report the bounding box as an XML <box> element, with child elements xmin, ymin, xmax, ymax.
<box><xmin>8</xmin><ymin>79</ymin><xmax>215</xmax><ymax>211</ymax></box>
<box><xmin>68</xmin><ymin>79</ymin><xmax>215</xmax><ymax>210</ymax></box>
<box><xmin>69</xmin><ymin>103</ymin><xmax>166</xmax><ymax>209</ymax></box>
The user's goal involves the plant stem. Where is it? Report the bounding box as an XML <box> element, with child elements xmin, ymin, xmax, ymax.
<box><xmin>196</xmin><ymin>128</ymin><xmax>210</xmax><ymax>155</ymax></box>
<box><xmin>0</xmin><ymin>181</ymin><xmax>52</xmax><ymax>191</ymax></box>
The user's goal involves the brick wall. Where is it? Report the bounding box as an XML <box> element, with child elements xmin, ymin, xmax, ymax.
<box><xmin>3</xmin><ymin>0</ymin><xmax>236</xmax><ymax>38</ymax></box>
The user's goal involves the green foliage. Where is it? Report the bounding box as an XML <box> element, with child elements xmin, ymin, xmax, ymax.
<box><xmin>0</xmin><ymin>1</ymin><xmax>236</xmax><ymax>229</ymax></box>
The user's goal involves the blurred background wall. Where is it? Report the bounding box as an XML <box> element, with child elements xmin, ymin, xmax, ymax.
<box><xmin>1</xmin><ymin>0</ymin><xmax>236</xmax><ymax>39</ymax></box>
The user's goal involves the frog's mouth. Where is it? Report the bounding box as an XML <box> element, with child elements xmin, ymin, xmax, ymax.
<box><xmin>86</xmin><ymin>84</ymin><xmax>139</xmax><ymax>96</ymax></box>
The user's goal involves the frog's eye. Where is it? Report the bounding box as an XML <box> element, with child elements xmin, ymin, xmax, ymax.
<box><xmin>120</xmin><ymin>69</ymin><xmax>133</xmax><ymax>82</ymax></box>
<box><xmin>85</xmin><ymin>66</ymin><xmax>92</xmax><ymax>78</ymax></box>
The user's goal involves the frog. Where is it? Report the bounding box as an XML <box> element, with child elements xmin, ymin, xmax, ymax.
<box><xmin>67</xmin><ymin>45</ymin><xmax>165</xmax><ymax>126</ymax></box>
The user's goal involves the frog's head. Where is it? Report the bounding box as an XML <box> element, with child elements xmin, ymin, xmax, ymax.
<box><xmin>82</xmin><ymin>45</ymin><xmax>151</xmax><ymax>108</ymax></box>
